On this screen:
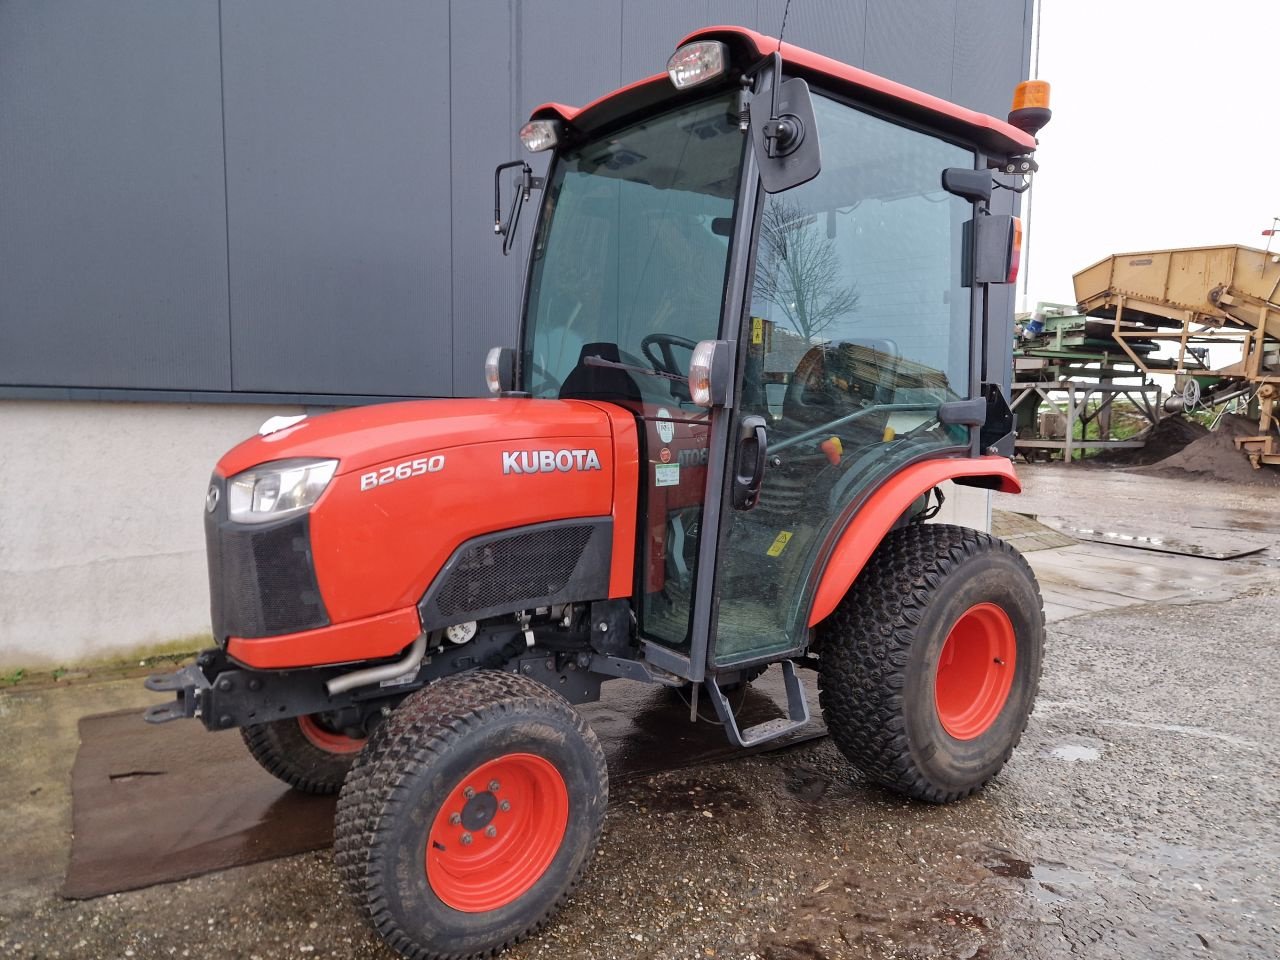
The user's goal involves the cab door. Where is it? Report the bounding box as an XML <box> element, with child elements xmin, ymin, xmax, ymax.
<box><xmin>709</xmin><ymin>93</ymin><xmax>978</xmax><ymax>666</ymax></box>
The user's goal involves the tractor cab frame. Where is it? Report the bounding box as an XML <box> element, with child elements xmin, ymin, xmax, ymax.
<box><xmin>487</xmin><ymin>27</ymin><xmax>1037</xmax><ymax>742</ymax></box>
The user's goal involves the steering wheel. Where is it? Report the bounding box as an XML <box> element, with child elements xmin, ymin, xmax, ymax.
<box><xmin>641</xmin><ymin>333</ymin><xmax>699</xmax><ymax>379</ymax></box>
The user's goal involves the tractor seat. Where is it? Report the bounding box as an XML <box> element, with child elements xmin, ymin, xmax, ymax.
<box><xmin>781</xmin><ymin>338</ymin><xmax>901</xmax><ymax>426</ymax></box>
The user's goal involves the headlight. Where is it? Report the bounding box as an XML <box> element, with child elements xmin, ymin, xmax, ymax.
<box><xmin>667</xmin><ymin>41</ymin><xmax>728</xmax><ymax>90</ymax></box>
<box><xmin>519</xmin><ymin>119</ymin><xmax>562</xmax><ymax>153</ymax></box>
<box><xmin>227</xmin><ymin>458</ymin><xmax>338</xmax><ymax>524</ymax></box>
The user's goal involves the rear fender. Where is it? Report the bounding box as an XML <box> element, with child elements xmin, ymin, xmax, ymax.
<box><xmin>806</xmin><ymin>457</ymin><xmax>1020</xmax><ymax>627</ymax></box>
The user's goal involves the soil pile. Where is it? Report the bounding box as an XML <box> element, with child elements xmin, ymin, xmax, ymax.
<box><xmin>1136</xmin><ymin>414</ymin><xmax>1280</xmax><ymax>487</ymax></box>
<box><xmin>1089</xmin><ymin>415</ymin><xmax>1207</xmax><ymax>466</ymax></box>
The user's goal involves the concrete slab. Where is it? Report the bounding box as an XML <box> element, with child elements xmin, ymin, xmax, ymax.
<box><xmin>998</xmin><ymin>463</ymin><xmax>1279</xmax><ymax>621</ymax></box>
<box><xmin>1028</xmin><ymin>547</ymin><xmax>1191</xmax><ymax>603</ymax></box>
<box><xmin>992</xmin><ymin>510</ymin><xmax>1077</xmax><ymax>553</ymax></box>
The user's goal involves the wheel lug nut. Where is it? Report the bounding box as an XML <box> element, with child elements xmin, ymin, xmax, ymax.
<box><xmin>463</xmin><ymin>786</ymin><xmax>475</xmax><ymax>799</ymax></box>
<box><xmin>488</xmin><ymin>780</ymin><xmax>501</xmax><ymax>792</ymax></box>
<box><xmin>461</xmin><ymin>833</ymin><xmax>473</xmax><ymax>846</ymax></box>
<box><xmin>449</xmin><ymin>813</ymin><xmax>461</xmax><ymax>826</ymax></box>
<box><xmin>499</xmin><ymin>800</ymin><xmax>511</xmax><ymax>812</ymax></box>
<box><xmin>485</xmin><ymin>825</ymin><xmax>497</xmax><ymax>838</ymax></box>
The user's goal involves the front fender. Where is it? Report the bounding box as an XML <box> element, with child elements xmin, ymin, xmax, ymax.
<box><xmin>806</xmin><ymin>456</ymin><xmax>1020</xmax><ymax>627</ymax></box>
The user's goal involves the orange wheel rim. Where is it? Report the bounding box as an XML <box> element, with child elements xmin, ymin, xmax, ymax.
<box><xmin>426</xmin><ymin>753</ymin><xmax>569</xmax><ymax>913</ymax></box>
<box><xmin>934</xmin><ymin>602</ymin><xmax>1017</xmax><ymax>740</ymax></box>
<box><xmin>296</xmin><ymin>714</ymin><xmax>366</xmax><ymax>755</ymax></box>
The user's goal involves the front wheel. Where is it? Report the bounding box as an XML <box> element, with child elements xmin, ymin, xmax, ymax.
<box><xmin>241</xmin><ymin>713</ymin><xmax>367</xmax><ymax>795</ymax></box>
<box><xmin>817</xmin><ymin>524</ymin><xmax>1044</xmax><ymax>804</ymax></box>
<box><xmin>335</xmin><ymin>671</ymin><xmax>608</xmax><ymax>960</ymax></box>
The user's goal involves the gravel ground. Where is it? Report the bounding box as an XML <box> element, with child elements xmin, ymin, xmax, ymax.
<box><xmin>3</xmin><ymin>467</ymin><xmax>1278</xmax><ymax>960</ymax></box>
<box><xmin>4</xmin><ymin>584</ymin><xmax>1278</xmax><ymax>959</ymax></box>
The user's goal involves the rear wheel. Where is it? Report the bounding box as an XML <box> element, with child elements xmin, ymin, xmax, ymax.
<box><xmin>335</xmin><ymin>671</ymin><xmax>608</xmax><ymax>960</ymax></box>
<box><xmin>241</xmin><ymin>713</ymin><xmax>367</xmax><ymax>795</ymax></box>
<box><xmin>817</xmin><ymin>524</ymin><xmax>1044</xmax><ymax>803</ymax></box>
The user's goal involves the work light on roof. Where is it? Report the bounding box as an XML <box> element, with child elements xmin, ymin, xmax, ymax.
<box><xmin>519</xmin><ymin>120</ymin><xmax>562</xmax><ymax>153</ymax></box>
<box><xmin>667</xmin><ymin>41</ymin><xmax>728</xmax><ymax>89</ymax></box>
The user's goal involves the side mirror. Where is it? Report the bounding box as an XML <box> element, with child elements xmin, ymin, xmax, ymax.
<box><xmin>484</xmin><ymin>346</ymin><xmax>517</xmax><ymax>395</ymax></box>
<box><xmin>750</xmin><ymin>77</ymin><xmax>822</xmax><ymax>194</ymax></box>
<box><xmin>687</xmin><ymin>340</ymin><xmax>735</xmax><ymax>407</ymax></box>
<box><xmin>941</xmin><ymin>167</ymin><xmax>993</xmax><ymax>205</ymax></box>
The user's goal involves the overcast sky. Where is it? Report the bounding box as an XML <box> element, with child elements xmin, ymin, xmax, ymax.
<box><xmin>1021</xmin><ymin>0</ymin><xmax>1280</xmax><ymax>312</ymax></box>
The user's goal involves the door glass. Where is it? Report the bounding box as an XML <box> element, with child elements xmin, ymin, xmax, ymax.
<box><xmin>714</xmin><ymin>94</ymin><xmax>975</xmax><ymax>664</ymax></box>
<box><xmin>520</xmin><ymin>92</ymin><xmax>747</xmax><ymax>650</ymax></box>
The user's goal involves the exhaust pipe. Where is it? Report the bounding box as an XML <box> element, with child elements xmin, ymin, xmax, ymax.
<box><xmin>326</xmin><ymin>633</ymin><xmax>428</xmax><ymax>696</ymax></box>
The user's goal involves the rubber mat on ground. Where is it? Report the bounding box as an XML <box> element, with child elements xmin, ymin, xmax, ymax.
<box><xmin>63</xmin><ymin>670</ymin><xmax>825</xmax><ymax>899</ymax></box>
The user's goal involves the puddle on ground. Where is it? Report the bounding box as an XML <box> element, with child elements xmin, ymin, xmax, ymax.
<box><xmin>1050</xmin><ymin>743</ymin><xmax>1101</xmax><ymax>762</ymax></box>
<box><xmin>986</xmin><ymin>854</ymin><xmax>1093</xmax><ymax>906</ymax></box>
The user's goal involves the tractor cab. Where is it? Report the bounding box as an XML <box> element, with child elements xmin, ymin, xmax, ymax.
<box><xmin>489</xmin><ymin>28</ymin><xmax>1044</xmax><ymax>712</ymax></box>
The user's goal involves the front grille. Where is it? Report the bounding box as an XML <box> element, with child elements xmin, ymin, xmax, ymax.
<box><xmin>418</xmin><ymin>518</ymin><xmax>613</xmax><ymax>629</ymax></box>
<box><xmin>434</xmin><ymin>525</ymin><xmax>594</xmax><ymax>617</ymax></box>
<box><xmin>205</xmin><ymin>477</ymin><xmax>329</xmax><ymax>640</ymax></box>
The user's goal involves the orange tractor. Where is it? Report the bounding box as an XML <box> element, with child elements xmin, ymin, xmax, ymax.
<box><xmin>146</xmin><ymin>27</ymin><xmax>1050</xmax><ymax>959</ymax></box>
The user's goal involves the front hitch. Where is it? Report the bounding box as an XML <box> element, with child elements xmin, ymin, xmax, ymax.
<box><xmin>143</xmin><ymin>663</ymin><xmax>212</xmax><ymax>724</ymax></box>
<box><xmin>141</xmin><ymin>647</ymin><xmax>427</xmax><ymax>732</ymax></box>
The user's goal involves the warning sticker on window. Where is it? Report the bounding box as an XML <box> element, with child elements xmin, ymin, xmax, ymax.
<box><xmin>767</xmin><ymin>531</ymin><xmax>793</xmax><ymax>556</ymax></box>
<box><xmin>655</xmin><ymin>463</ymin><xmax>680</xmax><ymax>487</ymax></box>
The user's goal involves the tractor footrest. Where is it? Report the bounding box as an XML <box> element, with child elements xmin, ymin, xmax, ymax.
<box><xmin>143</xmin><ymin>664</ymin><xmax>210</xmax><ymax>724</ymax></box>
<box><xmin>704</xmin><ymin>659</ymin><xmax>810</xmax><ymax>748</ymax></box>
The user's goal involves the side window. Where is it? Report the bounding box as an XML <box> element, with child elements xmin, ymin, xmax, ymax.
<box><xmin>745</xmin><ymin>96</ymin><xmax>973</xmax><ymax>445</ymax></box>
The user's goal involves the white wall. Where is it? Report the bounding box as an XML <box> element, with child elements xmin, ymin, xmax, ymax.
<box><xmin>931</xmin><ymin>480</ymin><xmax>993</xmax><ymax>531</ymax></box>
<box><xmin>0</xmin><ymin>401</ymin><xmax>301</xmax><ymax>668</ymax></box>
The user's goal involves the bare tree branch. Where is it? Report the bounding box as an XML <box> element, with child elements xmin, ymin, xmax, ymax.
<box><xmin>753</xmin><ymin>198</ymin><xmax>859</xmax><ymax>343</ymax></box>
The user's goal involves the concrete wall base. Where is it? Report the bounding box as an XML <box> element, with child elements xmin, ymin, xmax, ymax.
<box><xmin>0</xmin><ymin>400</ymin><xmax>301</xmax><ymax>668</ymax></box>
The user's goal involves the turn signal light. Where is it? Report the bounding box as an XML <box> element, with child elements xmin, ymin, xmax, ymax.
<box><xmin>688</xmin><ymin>340</ymin><xmax>717</xmax><ymax>407</ymax></box>
<box><xmin>1008</xmin><ymin>217</ymin><xmax>1024</xmax><ymax>284</ymax></box>
<box><xmin>485</xmin><ymin>346</ymin><xmax>515</xmax><ymax>395</ymax></box>
<box><xmin>1008</xmin><ymin>80</ymin><xmax>1051</xmax><ymax>136</ymax></box>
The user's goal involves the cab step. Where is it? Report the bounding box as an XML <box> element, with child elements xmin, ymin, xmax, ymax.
<box><xmin>704</xmin><ymin>659</ymin><xmax>810</xmax><ymax>748</ymax></box>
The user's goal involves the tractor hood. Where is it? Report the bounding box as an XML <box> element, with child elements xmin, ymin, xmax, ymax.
<box><xmin>215</xmin><ymin>398</ymin><xmax>617</xmax><ymax>479</ymax></box>
<box><xmin>210</xmin><ymin>395</ymin><xmax>639</xmax><ymax>641</ymax></box>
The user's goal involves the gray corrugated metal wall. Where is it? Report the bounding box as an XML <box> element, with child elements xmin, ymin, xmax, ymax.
<box><xmin>0</xmin><ymin>0</ymin><xmax>1032</xmax><ymax>401</ymax></box>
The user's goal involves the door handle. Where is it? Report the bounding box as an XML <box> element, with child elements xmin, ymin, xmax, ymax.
<box><xmin>732</xmin><ymin>415</ymin><xmax>768</xmax><ymax>511</ymax></box>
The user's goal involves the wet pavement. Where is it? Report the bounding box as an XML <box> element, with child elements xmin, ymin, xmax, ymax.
<box><xmin>61</xmin><ymin>678</ymin><xmax>823</xmax><ymax>899</ymax></box>
<box><xmin>2</xmin><ymin>464</ymin><xmax>1278</xmax><ymax>959</ymax></box>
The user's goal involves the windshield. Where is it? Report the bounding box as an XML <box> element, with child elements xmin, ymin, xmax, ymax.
<box><xmin>522</xmin><ymin>92</ymin><xmax>744</xmax><ymax>405</ymax></box>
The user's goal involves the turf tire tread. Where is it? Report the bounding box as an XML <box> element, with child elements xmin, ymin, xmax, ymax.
<box><xmin>816</xmin><ymin>523</ymin><xmax>1044</xmax><ymax>804</ymax></box>
<box><xmin>334</xmin><ymin>670</ymin><xmax>608</xmax><ymax>960</ymax></box>
<box><xmin>240</xmin><ymin>718</ymin><xmax>355</xmax><ymax>795</ymax></box>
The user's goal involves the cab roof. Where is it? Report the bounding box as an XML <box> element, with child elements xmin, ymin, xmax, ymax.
<box><xmin>530</xmin><ymin>25</ymin><xmax>1037</xmax><ymax>159</ymax></box>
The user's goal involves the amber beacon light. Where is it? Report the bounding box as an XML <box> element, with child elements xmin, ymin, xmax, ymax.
<box><xmin>1008</xmin><ymin>80</ymin><xmax>1051</xmax><ymax>136</ymax></box>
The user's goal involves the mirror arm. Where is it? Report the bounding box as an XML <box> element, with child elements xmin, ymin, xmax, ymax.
<box><xmin>761</xmin><ymin>52</ymin><xmax>804</xmax><ymax>158</ymax></box>
<box><xmin>493</xmin><ymin>160</ymin><xmax>528</xmax><ymax>236</ymax></box>
<box><xmin>494</xmin><ymin>162</ymin><xmax>544</xmax><ymax>257</ymax></box>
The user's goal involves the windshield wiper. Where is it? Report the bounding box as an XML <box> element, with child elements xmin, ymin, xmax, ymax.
<box><xmin>583</xmin><ymin>354</ymin><xmax>688</xmax><ymax>384</ymax></box>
